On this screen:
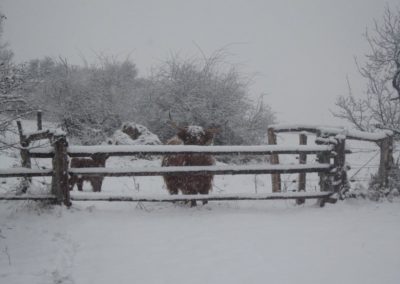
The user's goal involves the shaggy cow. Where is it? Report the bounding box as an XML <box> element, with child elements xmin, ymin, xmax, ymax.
<box><xmin>162</xmin><ymin>123</ymin><xmax>219</xmax><ymax>206</ymax></box>
<box><xmin>69</xmin><ymin>153</ymin><xmax>109</xmax><ymax>192</ymax></box>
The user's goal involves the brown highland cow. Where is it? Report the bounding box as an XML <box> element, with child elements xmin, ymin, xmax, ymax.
<box><xmin>69</xmin><ymin>153</ymin><xmax>109</xmax><ymax>192</ymax></box>
<box><xmin>162</xmin><ymin>122</ymin><xmax>219</xmax><ymax>206</ymax></box>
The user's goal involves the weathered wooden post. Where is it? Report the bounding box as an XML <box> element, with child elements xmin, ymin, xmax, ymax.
<box><xmin>51</xmin><ymin>133</ymin><xmax>71</xmax><ymax>206</ymax></box>
<box><xmin>268</xmin><ymin>127</ymin><xmax>281</xmax><ymax>192</ymax></box>
<box><xmin>332</xmin><ymin>135</ymin><xmax>349</xmax><ymax>199</ymax></box>
<box><xmin>16</xmin><ymin>120</ymin><xmax>31</xmax><ymax>193</ymax></box>
<box><xmin>378</xmin><ymin>135</ymin><xmax>394</xmax><ymax>188</ymax></box>
<box><xmin>315</xmin><ymin>130</ymin><xmax>331</xmax><ymax>192</ymax></box>
<box><xmin>315</xmin><ymin>130</ymin><xmax>337</xmax><ymax>207</ymax></box>
<box><xmin>37</xmin><ymin>110</ymin><xmax>42</xmax><ymax>131</ymax></box>
<box><xmin>296</xmin><ymin>132</ymin><xmax>307</xmax><ymax>205</ymax></box>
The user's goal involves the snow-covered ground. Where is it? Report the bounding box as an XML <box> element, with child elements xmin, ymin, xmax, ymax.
<box><xmin>1</xmin><ymin>120</ymin><xmax>399</xmax><ymax>284</ymax></box>
<box><xmin>1</xmin><ymin>199</ymin><xmax>400</xmax><ymax>284</ymax></box>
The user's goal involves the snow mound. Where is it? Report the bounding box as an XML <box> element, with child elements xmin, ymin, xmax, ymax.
<box><xmin>107</xmin><ymin>122</ymin><xmax>161</xmax><ymax>146</ymax></box>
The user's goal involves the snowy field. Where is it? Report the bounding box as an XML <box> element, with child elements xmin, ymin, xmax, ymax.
<box><xmin>1</xmin><ymin>120</ymin><xmax>400</xmax><ymax>284</ymax></box>
<box><xmin>1</xmin><ymin>199</ymin><xmax>400</xmax><ymax>284</ymax></box>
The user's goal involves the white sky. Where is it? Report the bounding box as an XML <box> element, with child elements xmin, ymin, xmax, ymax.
<box><xmin>1</xmin><ymin>0</ymin><xmax>398</xmax><ymax>126</ymax></box>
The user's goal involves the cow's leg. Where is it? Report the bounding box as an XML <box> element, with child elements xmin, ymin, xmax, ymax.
<box><xmin>90</xmin><ymin>177</ymin><xmax>103</xmax><ymax>192</ymax></box>
<box><xmin>90</xmin><ymin>178</ymin><xmax>97</xmax><ymax>192</ymax></box>
<box><xmin>69</xmin><ymin>176</ymin><xmax>76</xmax><ymax>191</ymax></box>
<box><xmin>89</xmin><ymin>177</ymin><xmax>98</xmax><ymax>192</ymax></box>
<box><xmin>97</xmin><ymin>177</ymin><xmax>104</xmax><ymax>192</ymax></box>
<box><xmin>163</xmin><ymin>176</ymin><xmax>180</xmax><ymax>195</ymax></box>
<box><xmin>77</xmin><ymin>178</ymin><xmax>83</xmax><ymax>191</ymax></box>
<box><xmin>198</xmin><ymin>176</ymin><xmax>213</xmax><ymax>205</ymax></box>
<box><xmin>163</xmin><ymin>176</ymin><xmax>182</xmax><ymax>205</ymax></box>
<box><xmin>184</xmin><ymin>179</ymin><xmax>197</xmax><ymax>207</ymax></box>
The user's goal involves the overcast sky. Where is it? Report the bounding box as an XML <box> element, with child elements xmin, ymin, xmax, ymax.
<box><xmin>1</xmin><ymin>0</ymin><xmax>398</xmax><ymax>126</ymax></box>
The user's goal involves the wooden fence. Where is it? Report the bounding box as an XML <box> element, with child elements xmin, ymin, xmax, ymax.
<box><xmin>1</xmin><ymin>116</ymin><xmax>380</xmax><ymax>208</ymax></box>
<box><xmin>267</xmin><ymin>124</ymin><xmax>394</xmax><ymax>195</ymax></box>
<box><xmin>0</xmin><ymin>139</ymin><xmax>338</xmax><ymax>206</ymax></box>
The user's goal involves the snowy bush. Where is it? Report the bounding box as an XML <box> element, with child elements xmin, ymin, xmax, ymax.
<box><xmin>133</xmin><ymin>53</ymin><xmax>275</xmax><ymax>145</ymax></box>
<box><xmin>366</xmin><ymin>167</ymin><xmax>400</xmax><ymax>201</ymax></box>
<box><xmin>24</xmin><ymin>56</ymin><xmax>140</xmax><ymax>145</ymax></box>
<box><xmin>107</xmin><ymin>122</ymin><xmax>161</xmax><ymax>145</ymax></box>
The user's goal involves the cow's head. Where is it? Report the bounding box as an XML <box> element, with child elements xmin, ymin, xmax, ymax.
<box><xmin>90</xmin><ymin>153</ymin><xmax>110</xmax><ymax>166</ymax></box>
<box><xmin>176</xmin><ymin>126</ymin><xmax>219</xmax><ymax>145</ymax></box>
<box><xmin>169</xmin><ymin>114</ymin><xmax>219</xmax><ymax>145</ymax></box>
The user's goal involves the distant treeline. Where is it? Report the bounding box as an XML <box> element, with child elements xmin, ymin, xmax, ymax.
<box><xmin>19</xmin><ymin>53</ymin><xmax>275</xmax><ymax>145</ymax></box>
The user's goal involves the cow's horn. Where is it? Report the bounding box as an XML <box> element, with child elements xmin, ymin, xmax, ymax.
<box><xmin>168</xmin><ymin>111</ymin><xmax>185</xmax><ymax>131</ymax></box>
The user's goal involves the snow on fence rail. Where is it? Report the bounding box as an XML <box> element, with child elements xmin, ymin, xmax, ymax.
<box><xmin>2</xmin><ymin>113</ymin><xmax>365</xmax><ymax>208</ymax></box>
<box><xmin>0</xmin><ymin>194</ymin><xmax>56</xmax><ymax>201</ymax></box>
<box><xmin>67</xmin><ymin>191</ymin><xmax>333</xmax><ymax>202</ymax></box>
<box><xmin>69</xmin><ymin>164</ymin><xmax>332</xmax><ymax>177</ymax></box>
<box><xmin>0</xmin><ymin>168</ymin><xmax>53</xmax><ymax>178</ymax></box>
<box><xmin>0</xmin><ymin>191</ymin><xmax>333</xmax><ymax>202</ymax></box>
<box><xmin>1</xmin><ymin>134</ymin><xmax>339</xmax><ymax>207</ymax></box>
<box><xmin>269</xmin><ymin>124</ymin><xmax>392</xmax><ymax>142</ymax></box>
<box><xmin>28</xmin><ymin>144</ymin><xmax>334</xmax><ymax>158</ymax></box>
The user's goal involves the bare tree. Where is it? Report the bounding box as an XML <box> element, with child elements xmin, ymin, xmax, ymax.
<box><xmin>334</xmin><ymin>6</ymin><xmax>400</xmax><ymax>132</ymax></box>
<box><xmin>0</xmin><ymin>13</ymin><xmax>30</xmax><ymax>149</ymax></box>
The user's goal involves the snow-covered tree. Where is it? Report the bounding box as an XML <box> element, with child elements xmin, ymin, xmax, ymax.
<box><xmin>134</xmin><ymin>53</ymin><xmax>275</xmax><ymax>145</ymax></box>
<box><xmin>334</xmin><ymin>6</ymin><xmax>400</xmax><ymax>132</ymax></box>
<box><xmin>23</xmin><ymin>51</ymin><xmax>274</xmax><ymax>146</ymax></box>
<box><xmin>27</xmin><ymin>56</ymin><xmax>140</xmax><ymax>144</ymax></box>
<box><xmin>0</xmin><ymin>13</ymin><xmax>30</xmax><ymax>147</ymax></box>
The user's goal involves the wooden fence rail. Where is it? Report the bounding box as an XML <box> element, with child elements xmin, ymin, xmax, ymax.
<box><xmin>1</xmin><ymin>115</ymin><xmax>360</xmax><ymax>208</ymax></box>
<box><xmin>0</xmin><ymin>136</ymin><xmax>339</xmax><ymax>207</ymax></box>
<box><xmin>28</xmin><ymin>144</ymin><xmax>334</xmax><ymax>158</ymax></box>
<box><xmin>68</xmin><ymin>164</ymin><xmax>332</xmax><ymax>177</ymax></box>
<box><xmin>267</xmin><ymin>124</ymin><xmax>394</xmax><ymax>193</ymax></box>
<box><xmin>68</xmin><ymin>192</ymin><xmax>334</xmax><ymax>203</ymax></box>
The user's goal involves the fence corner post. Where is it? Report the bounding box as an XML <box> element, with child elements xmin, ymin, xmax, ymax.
<box><xmin>316</xmin><ymin>130</ymin><xmax>331</xmax><ymax>193</ymax></box>
<box><xmin>378</xmin><ymin>135</ymin><xmax>394</xmax><ymax>188</ymax></box>
<box><xmin>331</xmin><ymin>135</ymin><xmax>349</xmax><ymax>200</ymax></box>
<box><xmin>51</xmin><ymin>133</ymin><xmax>71</xmax><ymax>206</ymax></box>
<box><xmin>268</xmin><ymin>127</ymin><xmax>281</xmax><ymax>192</ymax></box>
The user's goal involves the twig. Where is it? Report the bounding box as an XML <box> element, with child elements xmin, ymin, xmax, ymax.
<box><xmin>349</xmin><ymin>151</ymin><xmax>380</xmax><ymax>180</ymax></box>
<box><xmin>4</xmin><ymin>246</ymin><xmax>11</xmax><ymax>265</ymax></box>
<box><xmin>135</xmin><ymin>202</ymin><xmax>150</xmax><ymax>212</ymax></box>
<box><xmin>212</xmin><ymin>182</ymin><xmax>225</xmax><ymax>193</ymax></box>
<box><xmin>132</xmin><ymin>177</ymin><xmax>140</xmax><ymax>192</ymax></box>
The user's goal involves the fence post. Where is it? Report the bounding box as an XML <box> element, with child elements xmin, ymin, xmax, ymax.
<box><xmin>331</xmin><ymin>135</ymin><xmax>349</xmax><ymax>199</ymax></box>
<box><xmin>51</xmin><ymin>133</ymin><xmax>71</xmax><ymax>206</ymax></box>
<box><xmin>296</xmin><ymin>132</ymin><xmax>307</xmax><ymax>205</ymax></box>
<box><xmin>37</xmin><ymin>110</ymin><xmax>42</xmax><ymax>131</ymax></box>
<box><xmin>16</xmin><ymin>120</ymin><xmax>31</xmax><ymax>193</ymax></box>
<box><xmin>316</xmin><ymin>131</ymin><xmax>331</xmax><ymax>192</ymax></box>
<box><xmin>268</xmin><ymin>127</ymin><xmax>281</xmax><ymax>192</ymax></box>
<box><xmin>378</xmin><ymin>135</ymin><xmax>393</xmax><ymax>188</ymax></box>
<box><xmin>315</xmin><ymin>131</ymin><xmax>337</xmax><ymax>207</ymax></box>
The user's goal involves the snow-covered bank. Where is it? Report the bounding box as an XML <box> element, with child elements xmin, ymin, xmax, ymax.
<box><xmin>1</xmin><ymin>200</ymin><xmax>399</xmax><ymax>284</ymax></box>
